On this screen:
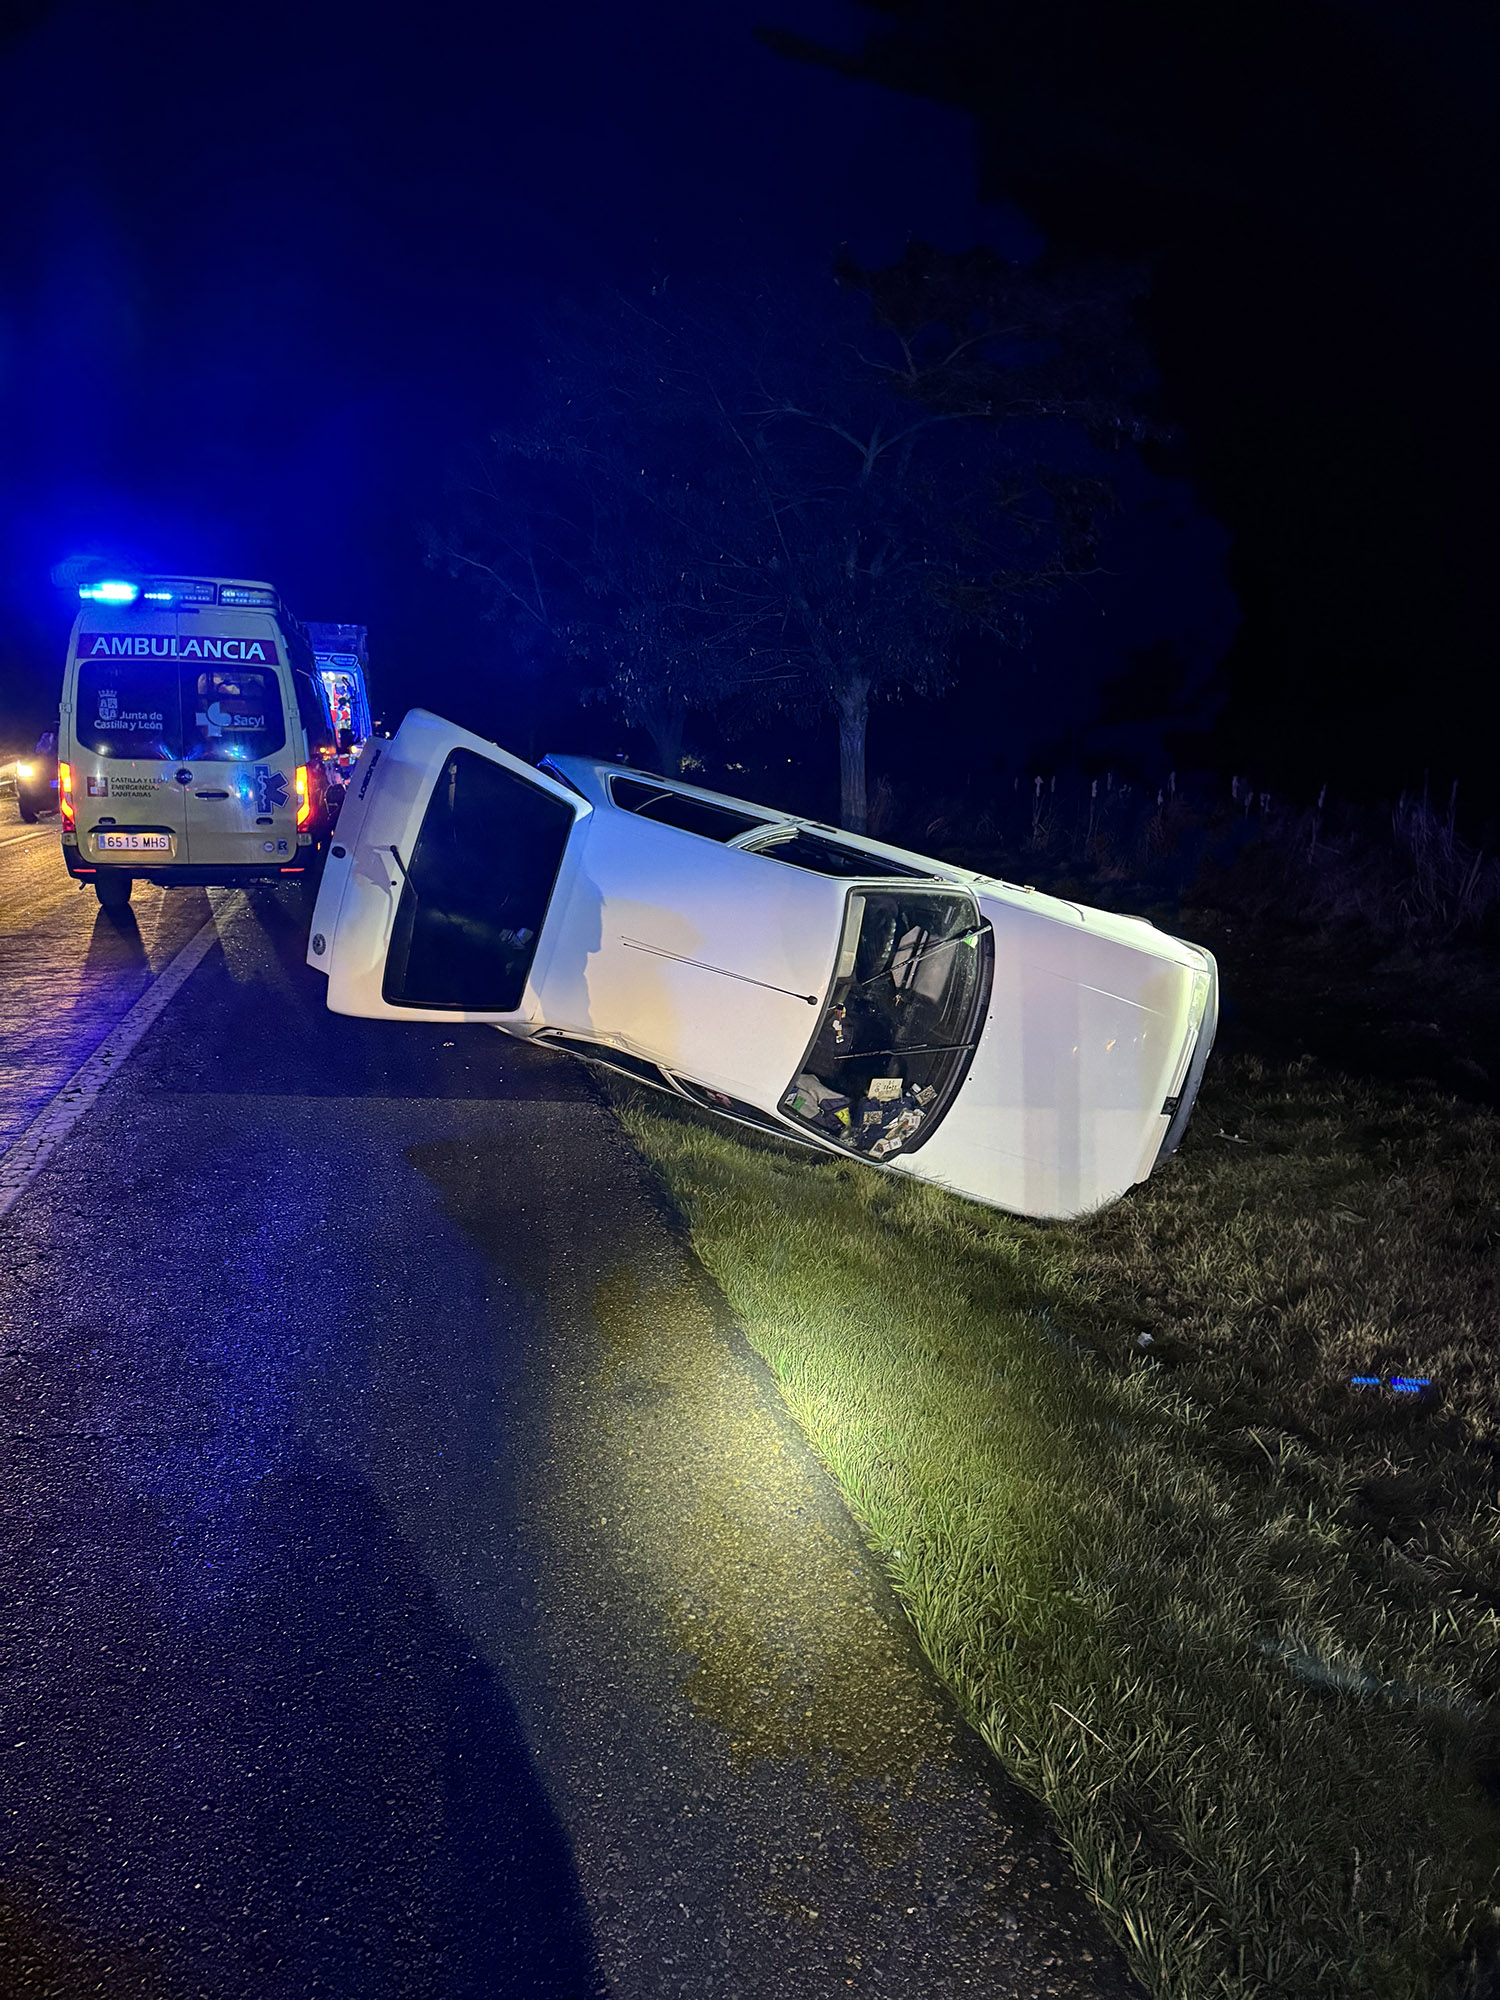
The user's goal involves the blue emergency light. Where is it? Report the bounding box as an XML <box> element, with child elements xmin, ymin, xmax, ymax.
<box><xmin>140</xmin><ymin>579</ymin><xmax>217</xmax><ymax>604</ymax></box>
<box><xmin>78</xmin><ymin>579</ymin><xmax>139</xmax><ymax>604</ymax></box>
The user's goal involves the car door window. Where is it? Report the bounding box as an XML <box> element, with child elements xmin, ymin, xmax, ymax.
<box><xmin>382</xmin><ymin>748</ymin><xmax>575</xmax><ymax>1011</ymax></box>
<box><xmin>742</xmin><ymin>827</ymin><xmax>931</xmax><ymax>878</ymax></box>
<box><xmin>609</xmin><ymin>775</ymin><xmax>769</xmax><ymax>842</ymax></box>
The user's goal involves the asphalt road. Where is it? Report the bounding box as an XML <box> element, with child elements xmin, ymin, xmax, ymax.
<box><xmin>0</xmin><ymin>817</ymin><xmax>1141</xmax><ymax>2000</ymax></box>
<box><xmin>0</xmin><ymin>826</ymin><xmax>214</xmax><ymax>1154</ymax></box>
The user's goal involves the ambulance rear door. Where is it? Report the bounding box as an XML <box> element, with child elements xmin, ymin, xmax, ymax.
<box><xmin>178</xmin><ymin>611</ymin><xmax>301</xmax><ymax>869</ymax></box>
<box><xmin>67</xmin><ymin>615</ymin><xmax>188</xmax><ymax>867</ymax></box>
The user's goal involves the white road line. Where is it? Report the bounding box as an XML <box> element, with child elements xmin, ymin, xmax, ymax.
<box><xmin>0</xmin><ymin>891</ymin><xmax>246</xmax><ymax>1221</ymax></box>
<box><xmin>0</xmin><ymin>825</ymin><xmax>52</xmax><ymax>852</ymax></box>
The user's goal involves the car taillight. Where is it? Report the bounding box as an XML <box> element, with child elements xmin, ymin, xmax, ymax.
<box><xmin>58</xmin><ymin>762</ymin><xmax>74</xmax><ymax>831</ymax></box>
<box><xmin>295</xmin><ymin>764</ymin><xmax>310</xmax><ymax>828</ymax></box>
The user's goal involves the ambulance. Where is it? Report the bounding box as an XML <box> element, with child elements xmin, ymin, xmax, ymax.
<box><xmin>58</xmin><ymin>576</ymin><xmax>344</xmax><ymax>907</ymax></box>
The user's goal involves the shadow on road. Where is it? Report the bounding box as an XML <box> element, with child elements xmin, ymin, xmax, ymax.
<box><xmin>0</xmin><ymin>1882</ymin><xmax>172</xmax><ymax>2000</ymax></box>
<box><xmin>0</xmin><ymin>1442</ymin><xmax>604</xmax><ymax>2000</ymax></box>
<box><xmin>81</xmin><ymin>901</ymin><xmax>149</xmax><ymax>972</ymax></box>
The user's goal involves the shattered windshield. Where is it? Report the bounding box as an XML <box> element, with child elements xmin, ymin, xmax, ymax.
<box><xmin>782</xmin><ymin>888</ymin><xmax>992</xmax><ymax>1157</ymax></box>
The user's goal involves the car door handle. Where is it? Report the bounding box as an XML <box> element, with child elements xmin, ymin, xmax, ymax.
<box><xmin>194</xmin><ymin>790</ymin><xmax>230</xmax><ymax>799</ymax></box>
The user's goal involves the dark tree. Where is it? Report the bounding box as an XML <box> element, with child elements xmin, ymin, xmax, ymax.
<box><xmin>428</xmin><ymin>264</ymin><xmax>1147</xmax><ymax>827</ymax></box>
<box><xmin>422</xmin><ymin>317</ymin><xmax>752</xmax><ymax>777</ymax></box>
<box><xmin>764</xmin><ymin>2</ymin><xmax>1500</xmax><ymax>803</ymax></box>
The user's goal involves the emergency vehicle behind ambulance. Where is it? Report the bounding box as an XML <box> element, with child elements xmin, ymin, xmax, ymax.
<box><xmin>59</xmin><ymin>575</ymin><xmax>342</xmax><ymax>907</ymax></box>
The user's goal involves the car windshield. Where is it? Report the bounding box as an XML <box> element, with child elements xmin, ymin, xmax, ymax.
<box><xmin>781</xmin><ymin>888</ymin><xmax>991</xmax><ymax>1158</ymax></box>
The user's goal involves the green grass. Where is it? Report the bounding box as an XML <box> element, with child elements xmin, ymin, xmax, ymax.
<box><xmin>608</xmin><ymin>1052</ymin><xmax>1500</xmax><ymax>2000</ymax></box>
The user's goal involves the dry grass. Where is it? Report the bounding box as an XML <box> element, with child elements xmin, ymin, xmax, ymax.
<box><xmin>609</xmin><ymin>1050</ymin><xmax>1500</xmax><ymax>2000</ymax></box>
<box><xmin>901</xmin><ymin>773</ymin><xmax>1500</xmax><ymax>951</ymax></box>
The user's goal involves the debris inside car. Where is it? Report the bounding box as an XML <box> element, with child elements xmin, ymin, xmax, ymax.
<box><xmin>780</xmin><ymin>890</ymin><xmax>991</xmax><ymax>1156</ymax></box>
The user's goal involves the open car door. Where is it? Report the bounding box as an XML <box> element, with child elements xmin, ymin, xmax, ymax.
<box><xmin>306</xmin><ymin>708</ymin><xmax>588</xmax><ymax>1023</ymax></box>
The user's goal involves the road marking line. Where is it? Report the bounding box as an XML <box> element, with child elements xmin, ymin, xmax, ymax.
<box><xmin>0</xmin><ymin>825</ymin><xmax>52</xmax><ymax>852</ymax></box>
<box><xmin>0</xmin><ymin>891</ymin><xmax>245</xmax><ymax>1221</ymax></box>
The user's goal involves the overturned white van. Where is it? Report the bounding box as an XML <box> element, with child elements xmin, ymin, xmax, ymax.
<box><xmin>307</xmin><ymin>709</ymin><xmax>1217</xmax><ymax>1221</ymax></box>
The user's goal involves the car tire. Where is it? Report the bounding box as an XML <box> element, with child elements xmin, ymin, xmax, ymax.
<box><xmin>94</xmin><ymin>873</ymin><xmax>133</xmax><ymax>909</ymax></box>
<box><xmin>17</xmin><ymin>802</ymin><xmax>38</xmax><ymax>823</ymax></box>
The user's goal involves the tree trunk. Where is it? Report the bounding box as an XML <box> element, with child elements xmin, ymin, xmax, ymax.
<box><xmin>641</xmin><ymin>702</ymin><xmax>685</xmax><ymax>776</ymax></box>
<box><xmin>835</xmin><ymin>675</ymin><xmax>871</xmax><ymax>832</ymax></box>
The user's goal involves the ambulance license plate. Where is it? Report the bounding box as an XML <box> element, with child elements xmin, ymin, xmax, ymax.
<box><xmin>96</xmin><ymin>832</ymin><xmax>173</xmax><ymax>853</ymax></box>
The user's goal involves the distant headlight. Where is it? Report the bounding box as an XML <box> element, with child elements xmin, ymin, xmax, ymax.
<box><xmin>16</xmin><ymin>763</ymin><xmax>34</xmax><ymax>778</ymax></box>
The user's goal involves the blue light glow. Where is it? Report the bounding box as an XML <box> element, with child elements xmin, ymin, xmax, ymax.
<box><xmin>1351</xmin><ymin>1376</ymin><xmax>1380</xmax><ymax>1387</ymax></box>
<box><xmin>1392</xmin><ymin>1377</ymin><xmax>1431</xmax><ymax>1394</ymax></box>
<box><xmin>79</xmin><ymin>579</ymin><xmax>140</xmax><ymax>604</ymax></box>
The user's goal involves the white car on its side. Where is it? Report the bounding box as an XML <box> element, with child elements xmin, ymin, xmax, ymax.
<box><xmin>307</xmin><ymin>709</ymin><xmax>1218</xmax><ymax>1221</ymax></box>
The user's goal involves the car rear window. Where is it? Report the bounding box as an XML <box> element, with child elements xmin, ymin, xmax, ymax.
<box><xmin>383</xmin><ymin>748</ymin><xmax>575</xmax><ymax>1012</ymax></box>
<box><xmin>610</xmin><ymin>775</ymin><xmax>769</xmax><ymax>842</ymax></box>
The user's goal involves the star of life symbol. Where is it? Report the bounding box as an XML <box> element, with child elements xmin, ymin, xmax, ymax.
<box><xmin>251</xmin><ymin>765</ymin><xmax>289</xmax><ymax>812</ymax></box>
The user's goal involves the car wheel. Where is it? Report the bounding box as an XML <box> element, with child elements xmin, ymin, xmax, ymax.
<box><xmin>17</xmin><ymin>801</ymin><xmax>38</xmax><ymax>823</ymax></box>
<box><xmin>94</xmin><ymin>872</ymin><xmax>133</xmax><ymax>909</ymax></box>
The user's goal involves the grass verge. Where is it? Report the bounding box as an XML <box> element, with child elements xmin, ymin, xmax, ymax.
<box><xmin>608</xmin><ymin>1052</ymin><xmax>1500</xmax><ymax>2000</ymax></box>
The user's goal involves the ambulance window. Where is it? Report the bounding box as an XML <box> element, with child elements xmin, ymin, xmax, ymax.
<box><xmin>279</xmin><ymin>617</ymin><xmax>317</xmax><ymax>678</ymax></box>
<box><xmin>383</xmin><ymin>749</ymin><xmax>575</xmax><ymax>1011</ymax></box>
<box><xmin>293</xmin><ymin>669</ymin><xmax>333</xmax><ymax>750</ymax></box>
<box><xmin>76</xmin><ymin>662</ymin><xmax>181</xmax><ymax>760</ymax></box>
<box><xmin>185</xmin><ymin>668</ymin><xmax>286</xmax><ymax>761</ymax></box>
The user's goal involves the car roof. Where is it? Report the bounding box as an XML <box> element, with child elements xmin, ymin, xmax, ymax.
<box><xmin>541</xmin><ymin>755</ymin><xmax>1213</xmax><ymax>967</ymax></box>
<box><xmin>540</xmin><ymin>754</ymin><xmax>965</xmax><ymax>882</ymax></box>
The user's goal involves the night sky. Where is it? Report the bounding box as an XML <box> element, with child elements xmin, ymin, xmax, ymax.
<box><xmin>0</xmin><ymin>0</ymin><xmax>1490</xmax><ymax>809</ymax></box>
<box><xmin>795</xmin><ymin>0</ymin><xmax>1500</xmax><ymax>807</ymax></box>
